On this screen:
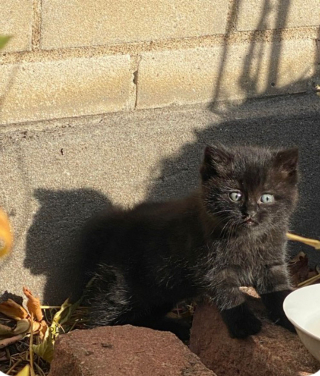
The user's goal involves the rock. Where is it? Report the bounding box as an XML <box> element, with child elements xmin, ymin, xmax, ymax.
<box><xmin>189</xmin><ymin>290</ymin><xmax>320</xmax><ymax>376</ymax></box>
<box><xmin>49</xmin><ymin>324</ymin><xmax>216</xmax><ymax>376</ymax></box>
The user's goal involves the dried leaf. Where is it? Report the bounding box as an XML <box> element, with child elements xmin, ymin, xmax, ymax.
<box><xmin>39</xmin><ymin>320</ymin><xmax>48</xmax><ymax>340</ymax></box>
<box><xmin>0</xmin><ymin>299</ymin><xmax>28</xmax><ymax>320</ymax></box>
<box><xmin>288</xmin><ymin>252</ymin><xmax>309</xmax><ymax>286</ymax></box>
<box><xmin>0</xmin><ymin>349</ymin><xmax>7</xmax><ymax>361</ymax></box>
<box><xmin>0</xmin><ymin>207</ymin><xmax>13</xmax><ymax>258</ymax></box>
<box><xmin>0</xmin><ymin>334</ymin><xmax>24</xmax><ymax>348</ymax></box>
<box><xmin>0</xmin><ymin>323</ymin><xmax>13</xmax><ymax>337</ymax></box>
<box><xmin>13</xmin><ymin>319</ymin><xmax>30</xmax><ymax>335</ymax></box>
<box><xmin>0</xmin><ymin>319</ymin><xmax>30</xmax><ymax>346</ymax></box>
<box><xmin>307</xmin><ymin>271</ymin><xmax>317</xmax><ymax>279</ymax></box>
<box><xmin>289</xmin><ymin>251</ymin><xmax>306</xmax><ymax>264</ymax></box>
<box><xmin>23</xmin><ymin>287</ymin><xmax>43</xmax><ymax>321</ymax></box>
<box><xmin>16</xmin><ymin>364</ymin><xmax>30</xmax><ymax>376</ymax></box>
<box><xmin>31</xmin><ymin>321</ymin><xmax>41</xmax><ymax>333</ymax></box>
<box><xmin>30</xmin><ymin>319</ymin><xmax>47</xmax><ymax>338</ymax></box>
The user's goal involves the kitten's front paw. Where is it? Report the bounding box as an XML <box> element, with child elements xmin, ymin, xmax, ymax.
<box><xmin>220</xmin><ymin>303</ymin><xmax>262</xmax><ymax>339</ymax></box>
<box><xmin>275</xmin><ymin>315</ymin><xmax>296</xmax><ymax>333</ymax></box>
<box><xmin>260</xmin><ymin>290</ymin><xmax>296</xmax><ymax>334</ymax></box>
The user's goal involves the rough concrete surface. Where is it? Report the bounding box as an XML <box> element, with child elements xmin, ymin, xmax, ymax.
<box><xmin>0</xmin><ymin>94</ymin><xmax>320</xmax><ymax>305</ymax></box>
<box><xmin>237</xmin><ymin>0</ymin><xmax>320</xmax><ymax>31</ymax></box>
<box><xmin>190</xmin><ymin>291</ymin><xmax>320</xmax><ymax>375</ymax></box>
<box><xmin>1</xmin><ymin>37</ymin><xmax>317</xmax><ymax>124</ymax></box>
<box><xmin>41</xmin><ymin>0</ymin><xmax>229</xmax><ymax>49</ymax></box>
<box><xmin>0</xmin><ymin>0</ymin><xmax>33</xmax><ymax>53</ymax></box>
<box><xmin>0</xmin><ymin>55</ymin><xmax>133</xmax><ymax>124</ymax></box>
<box><xmin>137</xmin><ymin>39</ymin><xmax>316</xmax><ymax>108</ymax></box>
<box><xmin>1</xmin><ymin>0</ymin><xmax>318</xmax><ymax>127</ymax></box>
<box><xmin>49</xmin><ymin>325</ymin><xmax>216</xmax><ymax>376</ymax></box>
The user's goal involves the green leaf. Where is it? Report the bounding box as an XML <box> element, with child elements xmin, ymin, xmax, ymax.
<box><xmin>53</xmin><ymin>298</ymin><xmax>81</xmax><ymax>330</ymax></box>
<box><xmin>32</xmin><ymin>329</ymin><xmax>55</xmax><ymax>363</ymax></box>
<box><xmin>33</xmin><ymin>299</ymin><xmax>80</xmax><ymax>363</ymax></box>
<box><xmin>0</xmin><ymin>35</ymin><xmax>12</xmax><ymax>50</ymax></box>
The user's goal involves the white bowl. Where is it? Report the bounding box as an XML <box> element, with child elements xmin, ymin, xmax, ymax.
<box><xmin>283</xmin><ymin>284</ymin><xmax>320</xmax><ymax>362</ymax></box>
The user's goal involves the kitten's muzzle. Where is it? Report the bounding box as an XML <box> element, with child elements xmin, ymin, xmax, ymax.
<box><xmin>242</xmin><ymin>216</ymin><xmax>258</xmax><ymax>226</ymax></box>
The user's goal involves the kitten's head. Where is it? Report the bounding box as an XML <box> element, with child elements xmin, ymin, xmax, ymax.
<box><xmin>200</xmin><ymin>144</ymin><xmax>299</xmax><ymax>236</ymax></box>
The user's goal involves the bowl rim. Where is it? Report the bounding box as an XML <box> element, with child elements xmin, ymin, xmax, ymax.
<box><xmin>283</xmin><ymin>285</ymin><xmax>320</xmax><ymax>342</ymax></box>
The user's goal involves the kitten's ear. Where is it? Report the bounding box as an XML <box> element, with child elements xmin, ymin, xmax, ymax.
<box><xmin>273</xmin><ymin>147</ymin><xmax>299</xmax><ymax>176</ymax></box>
<box><xmin>200</xmin><ymin>145</ymin><xmax>233</xmax><ymax>181</ymax></box>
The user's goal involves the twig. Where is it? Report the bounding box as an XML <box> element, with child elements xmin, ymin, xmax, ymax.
<box><xmin>287</xmin><ymin>233</ymin><xmax>320</xmax><ymax>250</ymax></box>
<box><xmin>29</xmin><ymin>314</ymin><xmax>35</xmax><ymax>376</ymax></box>
<box><xmin>298</xmin><ymin>273</ymin><xmax>320</xmax><ymax>287</ymax></box>
<box><xmin>5</xmin><ymin>347</ymin><xmax>11</xmax><ymax>367</ymax></box>
<box><xmin>34</xmin><ymin>360</ymin><xmax>47</xmax><ymax>376</ymax></box>
<box><xmin>6</xmin><ymin>359</ymin><xmax>23</xmax><ymax>375</ymax></box>
<box><xmin>68</xmin><ymin>319</ymin><xmax>79</xmax><ymax>332</ymax></box>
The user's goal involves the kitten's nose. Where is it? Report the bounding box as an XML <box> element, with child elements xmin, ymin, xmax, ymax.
<box><xmin>243</xmin><ymin>206</ymin><xmax>257</xmax><ymax>219</ymax></box>
<box><xmin>243</xmin><ymin>209</ymin><xmax>257</xmax><ymax>226</ymax></box>
<box><xmin>246</xmin><ymin>210</ymin><xmax>256</xmax><ymax>219</ymax></box>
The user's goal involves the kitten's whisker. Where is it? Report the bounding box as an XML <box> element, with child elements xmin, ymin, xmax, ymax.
<box><xmin>212</xmin><ymin>210</ymin><xmax>235</xmax><ymax>216</ymax></box>
<box><xmin>225</xmin><ymin>220</ymin><xmax>237</xmax><ymax>252</ymax></box>
<box><xmin>220</xmin><ymin>217</ymin><xmax>235</xmax><ymax>237</ymax></box>
<box><xmin>208</xmin><ymin>217</ymin><xmax>227</xmax><ymax>237</ymax></box>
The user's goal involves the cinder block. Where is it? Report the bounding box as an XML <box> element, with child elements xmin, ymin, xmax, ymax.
<box><xmin>190</xmin><ymin>300</ymin><xmax>320</xmax><ymax>375</ymax></box>
<box><xmin>0</xmin><ymin>0</ymin><xmax>33</xmax><ymax>52</ymax></box>
<box><xmin>137</xmin><ymin>39</ymin><xmax>316</xmax><ymax>109</ymax></box>
<box><xmin>0</xmin><ymin>55</ymin><xmax>133</xmax><ymax>124</ymax></box>
<box><xmin>237</xmin><ymin>0</ymin><xmax>320</xmax><ymax>31</ymax></box>
<box><xmin>49</xmin><ymin>326</ymin><xmax>216</xmax><ymax>376</ymax></box>
<box><xmin>41</xmin><ymin>0</ymin><xmax>229</xmax><ymax>49</ymax></box>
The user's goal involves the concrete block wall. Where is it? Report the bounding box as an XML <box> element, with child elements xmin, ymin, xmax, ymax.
<box><xmin>0</xmin><ymin>0</ymin><xmax>319</xmax><ymax>125</ymax></box>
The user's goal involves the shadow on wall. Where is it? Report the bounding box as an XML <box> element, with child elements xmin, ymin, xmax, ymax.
<box><xmin>211</xmin><ymin>0</ymin><xmax>318</xmax><ymax>112</ymax></box>
<box><xmin>24</xmin><ymin>188</ymin><xmax>113</xmax><ymax>304</ymax></box>
<box><xmin>22</xmin><ymin>0</ymin><xmax>320</xmax><ymax>304</ymax></box>
<box><xmin>148</xmin><ymin>0</ymin><xmax>320</xmax><ymax>217</ymax></box>
<box><xmin>147</xmin><ymin>2</ymin><xmax>320</xmax><ymax>259</ymax></box>
<box><xmin>146</xmin><ymin>107</ymin><xmax>320</xmax><ymax>254</ymax></box>
<box><xmin>147</xmin><ymin>1</ymin><xmax>320</xmax><ymax>261</ymax></box>
<box><xmin>24</xmin><ymin>106</ymin><xmax>320</xmax><ymax>304</ymax></box>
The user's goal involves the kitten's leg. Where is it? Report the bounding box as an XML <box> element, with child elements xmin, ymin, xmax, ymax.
<box><xmin>134</xmin><ymin>308</ymin><xmax>191</xmax><ymax>341</ymax></box>
<box><xmin>255</xmin><ymin>263</ymin><xmax>295</xmax><ymax>332</ymax></box>
<box><xmin>83</xmin><ymin>265</ymin><xmax>137</xmax><ymax>327</ymax></box>
<box><xmin>213</xmin><ymin>269</ymin><xmax>262</xmax><ymax>338</ymax></box>
<box><xmin>84</xmin><ymin>268</ymin><xmax>189</xmax><ymax>340</ymax></box>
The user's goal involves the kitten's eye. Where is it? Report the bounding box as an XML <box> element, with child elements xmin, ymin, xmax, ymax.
<box><xmin>259</xmin><ymin>194</ymin><xmax>275</xmax><ymax>204</ymax></box>
<box><xmin>229</xmin><ymin>192</ymin><xmax>242</xmax><ymax>202</ymax></box>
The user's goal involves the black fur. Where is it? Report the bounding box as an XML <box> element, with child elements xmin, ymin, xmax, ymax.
<box><xmin>220</xmin><ymin>302</ymin><xmax>262</xmax><ymax>338</ymax></box>
<box><xmin>76</xmin><ymin>144</ymin><xmax>299</xmax><ymax>339</ymax></box>
<box><xmin>260</xmin><ymin>290</ymin><xmax>296</xmax><ymax>332</ymax></box>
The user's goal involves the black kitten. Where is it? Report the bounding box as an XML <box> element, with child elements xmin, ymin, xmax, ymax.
<box><xmin>78</xmin><ymin>144</ymin><xmax>298</xmax><ymax>339</ymax></box>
